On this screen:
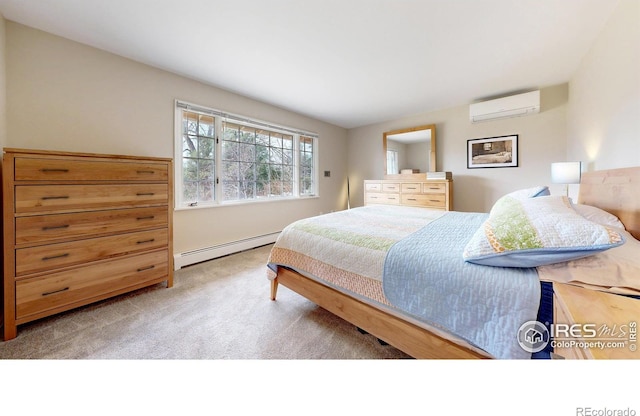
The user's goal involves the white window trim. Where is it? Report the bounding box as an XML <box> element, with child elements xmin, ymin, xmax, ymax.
<box><xmin>174</xmin><ymin>100</ymin><xmax>319</xmax><ymax>210</ymax></box>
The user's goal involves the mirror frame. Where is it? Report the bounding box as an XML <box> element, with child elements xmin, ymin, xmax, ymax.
<box><xmin>383</xmin><ymin>124</ymin><xmax>436</xmax><ymax>177</ymax></box>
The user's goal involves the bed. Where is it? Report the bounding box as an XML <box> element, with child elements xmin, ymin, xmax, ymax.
<box><xmin>266</xmin><ymin>167</ymin><xmax>640</xmax><ymax>359</ymax></box>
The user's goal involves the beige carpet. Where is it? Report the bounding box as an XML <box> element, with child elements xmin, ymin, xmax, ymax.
<box><xmin>0</xmin><ymin>244</ymin><xmax>410</xmax><ymax>359</ymax></box>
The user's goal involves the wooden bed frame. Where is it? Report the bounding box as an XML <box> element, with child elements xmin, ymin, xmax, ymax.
<box><xmin>270</xmin><ymin>167</ymin><xmax>640</xmax><ymax>359</ymax></box>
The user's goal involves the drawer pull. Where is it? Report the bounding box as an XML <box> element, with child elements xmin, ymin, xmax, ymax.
<box><xmin>42</xmin><ymin>224</ymin><xmax>70</xmax><ymax>231</ymax></box>
<box><xmin>136</xmin><ymin>170</ymin><xmax>155</xmax><ymax>174</ymax></box>
<box><xmin>407</xmin><ymin>198</ymin><xmax>417</xmax><ymax>201</ymax></box>
<box><xmin>428</xmin><ymin>187</ymin><xmax>441</xmax><ymax>190</ymax></box>
<box><xmin>137</xmin><ymin>265</ymin><xmax>155</xmax><ymax>272</ymax></box>
<box><xmin>137</xmin><ymin>238</ymin><xmax>156</xmax><ymax>244</ymax></box>
<box><xmin>42</xmin><ymin>287</ymin><xmax>69</xmax><ymax>297</ymax></box>
<box><xmin>407</xmin><ymin>187</ymin><xmax>418</xmax><ymax>190</ymax></box>
<box><xmin>41</xmin><ymin>195</ymin><xmax>70</xmax><ymax>200</ymax></box>
<box><xmin>42</xmin><ymin>253</ymin><xmax>70</xmax><ymax>261</ymax></box>
<box><xmin>136</xmin><ymin>216</ymin><xmax>155</xmax><ymax>220</ymax></box>
<box><xmin>136</xmin><ymin>192</ymin><xmax>155</xmax><ymax>196</ymax></box>
<box><xmin>430</xmin><ymin>199</ymin><xmax>440</xmax><ymax>203</ymax></box>
<box><xmin>40</xmin><ymin>168</ymin><xmax>70</xmax><ymax>173</ymax></box>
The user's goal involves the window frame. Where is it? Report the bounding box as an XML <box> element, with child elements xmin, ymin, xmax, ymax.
<box><xmin>174</xmin><ymin>100</ymin><xmax>319</xmax><ymax>210</ymax></box>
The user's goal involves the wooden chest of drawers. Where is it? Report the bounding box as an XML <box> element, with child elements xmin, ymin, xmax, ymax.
<box><xmin>2</xmin><ymin>148</ymin><xmax>173</xmax><ymax>340</ymax></box>
<box><xmin>364</xmin><ymin>179</ymin><xmax>452</xmax><ymax>210</ymax></box>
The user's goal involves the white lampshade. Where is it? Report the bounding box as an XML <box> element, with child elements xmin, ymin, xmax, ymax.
<box><xmin>551</xmin><ymin>162</ymin><xmax>581</xmax><ymax>184</ymax></box>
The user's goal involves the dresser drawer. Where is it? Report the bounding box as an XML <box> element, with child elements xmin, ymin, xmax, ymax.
<box><xmin>14</xmin><ymin>157</ymin><xmax>169</xmax><ymax>182</ymax></box>
<box><xmin>382</xmin><ymin>183</ymin><xmax>400</xmax><ymax>192</ymax></box>
<box><xmin>365</xmin><ymin>192</ymin><xmax>400</xmax><ymax>205</ymax></box>
<box><xmin>15</xmin><ymin>183</ymin><xmax>168</xmax><ymax>213</ymax></box>
<box><xmin>401</xmin><ymin>193</ymin><xmax>446</xmax><ymax>208</ymax></box>
<box><xmin>400</xmin><ymin>183</ymin><xmax>422</xmax><ymax>193</ymax></box>
<box><xmin>15</xmin><ymin>206</ymin><xmax>169</xmax><ymax>245</ymax></box>
<box><xmin>422</xmin><ymin>183</ymin><xmax>446</xmax><ymax>193</ymax></box>
<box><xmin>365</xmin><ymin>182</ymin><xmax>382</xmax><ymax>192</ymax></box>
<box><xmin>16</xmin><ymin>228</ymin><xmax>169</xmax><ymax>276</ymax></box>
<box><xmin>16</xmin><ymin>250</ymin><xmax>168</xmax><ymax>320</ymax></box>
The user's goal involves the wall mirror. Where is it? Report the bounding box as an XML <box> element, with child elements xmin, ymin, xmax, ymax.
<box><xmin>383</xmin><ymin>124</ymin><xmax>436</xmax><ymax>177</ymax></box>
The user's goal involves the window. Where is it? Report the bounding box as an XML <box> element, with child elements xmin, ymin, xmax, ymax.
<box><xmin>299</xmin><ymin>136</ymin><xmax>315</xmax><ymax>195</ymax></box>
<box><xmin>181</xmin><ymin>112</ymin><xmax>216</xmax><ymax>204</ymax></box>
<box><xmin>221</xmin><ymin>122</ymin><xmax>294</xmax><ymax>201</ymax></box>
<box><xmin>175</xmin><ymin>101</ymin><xmax>318</xmax><ymax>208</ymax></box>
<box><xmin>386</xmin><ymin>150</ymin><xmax>398</xmax><ymax>175</ymax></box>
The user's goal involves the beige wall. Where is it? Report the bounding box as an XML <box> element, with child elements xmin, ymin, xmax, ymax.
<box><xmin>348</xmin><ymin>0</ymin><xmax>638</xmax><ymax>212</ymax></box>
<box><xmin>5</xmin><ymin>22</ymin><xmax>348</xmax><ymax>256</ymax></box>
<box><xmin>348</xmin><ymin>84</ymin><xmax>569</xmax><ymax>212</ymax></box>
<box><xmin>567</xmin><ymin>0</ymin><xmax>640</xmax><ymax>171</ymax></box>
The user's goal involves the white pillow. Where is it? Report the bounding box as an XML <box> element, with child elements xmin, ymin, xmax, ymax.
<box><xmin>573</xmin><ymin>204</ymin><xmax>626</xmax><ymax>230</ymax></box>
<box><xmin>463</xmin><ymin>196</ymin><xmax>626</xmax><ymax>268</ymax></box>
<box><xmin>501</xmin><ymin>186</ymin><xmax>550</xmax><ymax>201</ymax></box>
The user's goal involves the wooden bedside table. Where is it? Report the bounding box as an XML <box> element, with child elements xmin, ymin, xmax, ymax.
<box><xmin>552</xmin><ymin>283</ymin><xmax>639</xmax><ymax>359</ymax></box>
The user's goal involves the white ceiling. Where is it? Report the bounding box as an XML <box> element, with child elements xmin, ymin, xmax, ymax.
<box><xmin>0</xmin><ymin>0</ymin><xmax>619</xmax><ymax>129</ymax></box>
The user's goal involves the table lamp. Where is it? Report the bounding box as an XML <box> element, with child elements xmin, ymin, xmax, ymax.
<box><xmin>551</xmin><ymin>161</ymin><xmax>581</xmax><ymax>197</ymax></box>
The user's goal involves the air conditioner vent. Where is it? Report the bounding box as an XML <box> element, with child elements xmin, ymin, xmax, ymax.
<box><xmin>470</xmin><ymin>90</ymin><xmax>540</xmax><ymax>123</ymax></box>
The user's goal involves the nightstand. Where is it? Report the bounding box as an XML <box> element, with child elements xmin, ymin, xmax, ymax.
<box><xmin>552</xmin><ymin>283</ymin><xmax>639</xmax><ymax>359</ymax></box>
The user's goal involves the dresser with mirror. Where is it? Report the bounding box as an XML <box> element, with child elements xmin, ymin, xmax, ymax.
<box><xmin>365</xmin><ymin>124</ymin><xmax>453</xmax><ymax>211</ymax></box>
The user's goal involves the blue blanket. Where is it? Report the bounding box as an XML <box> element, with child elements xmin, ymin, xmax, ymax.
<box><xmin>382</xmin><ymin>212</ymin><xmax>541</xmax><ymax>359</ymax></box>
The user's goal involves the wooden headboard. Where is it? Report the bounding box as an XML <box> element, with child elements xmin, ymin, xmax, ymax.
<box><xmin>578</xmin><ymin>166</ymin><xmax>640</xmax><ymax>240</ymax></box>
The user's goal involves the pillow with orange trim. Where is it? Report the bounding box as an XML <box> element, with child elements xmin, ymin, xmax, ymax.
<box><xmin>463</xmin><ymin>195</ymin><xmax>625</xmax><ymax>268</ymax></box>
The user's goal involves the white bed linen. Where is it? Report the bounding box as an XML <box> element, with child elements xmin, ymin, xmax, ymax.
<box><xmin>537</xmin><ymin>230</ymin><xmax>640</xmax><ymax>295</ymax></box>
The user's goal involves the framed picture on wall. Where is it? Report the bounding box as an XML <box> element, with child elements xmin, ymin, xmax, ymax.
<box><xmin>467</xmin><ymin>135</ymin><xmax>518</xmax><ymax>168</ymax></box>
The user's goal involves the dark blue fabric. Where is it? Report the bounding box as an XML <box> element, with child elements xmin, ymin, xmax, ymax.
<box><xmin>531</xmin><ymin>281</ymin><xmax>554</xmax><ymax>359</ymax></box>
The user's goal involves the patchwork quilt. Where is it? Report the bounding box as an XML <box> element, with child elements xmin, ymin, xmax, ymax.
<box><xmin>267</xmin><ymin>205</ymin><xmax>541</xmax><ymax>359</ymax></box>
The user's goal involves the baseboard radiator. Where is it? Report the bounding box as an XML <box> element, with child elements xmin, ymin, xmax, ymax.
<box><xmin>174</xmin><ymin>232</ymin><xmax>281</xmax><ymax>270</ymax></box>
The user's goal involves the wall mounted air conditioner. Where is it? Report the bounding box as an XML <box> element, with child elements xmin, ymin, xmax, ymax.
<box><xmin>469</xmin><ymin>90</ymin><xmax>540</xmax><ymax>123</ymax></box>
